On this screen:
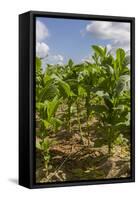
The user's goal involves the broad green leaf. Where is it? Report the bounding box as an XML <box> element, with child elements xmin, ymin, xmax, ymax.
<box><xmin>39</xmin><ymin>80</ymin><xmax>58</xmax><ymax>101</ymax></box>
<box><xmin>103</xmin><ymin>64</ymin><xmax>114</xmax><ymax>75</ymax></box>
<box><xmin>96</xmin><ymin>91</ymin><xmax>106</xmax><ymax>97</ymax></box>
<box><xmin>116</xmin><ymin>48</ymin><xmax>125</xmax><ymax>63</ymax></box>
<box><xmin>36</xmin><ymin>102</ymin><xmax>44</xmax><ymax>110</ymax></box>
<box><xmin>92</xmin><ymin>45</ymin><xmax>105</xmax><ymax>57</ymax></box>
<box><xmin>36</xmin><ymin>139</ymin><xmax>42</xmax><ymax>150</ymax></box>
<box><xmin>41</xmin><ymin>119</ymin><xmax>50</xmax><ymax>129</ymax></box>
<box><xmin>123</xmin><ymin>55</ymin><xmax>130</xmax><ymax>67</ymax></box>
<box><xmin>58</xmin><ymin>80</ymin><xmax>75</xmax><ymax>97</ymax></box>
<box><xmin>68</xmin><ymin>59</ymin><xmax>74</xmax><ymax>67</ymax></box>
<box><xmin>91</xmin><ymin>105</ymin><xmax>108</xmax><ymax>113</ymax></box>
<box><xmin>104</xmin><ymin>96</ymin><xmax>113</xmax><ymax>109</ymax></box>
<box><xmin>78</xmin><ymin>86</ymin><xmax>86</xmax><ymax>97</ymax></box>
<box><xmin>50</xmin><ymin>117</ymin><xmax>63</xmax><ymax>130</ymax></box>
<box><xmin>42</xmin><ymin>139</ymin><xmax>52</xmax><ymax>151</ymax></box>
<box><xmin>47</xmin><ymin>96</ymin><xmax>60</xmax><ymax>119</ymax></box>
<box><xmin>36</xmin><ymin>57</ymin><xmax>42</xmax><ymax>72</ymax></box>
<box><xmin>115</xmin><ymin>75</ymin><xmax>130</xmax><ymax>96</ymax></box>
<box><xmin>116</xmin><ymin>48</ymin><xmax>125</xmax><ymax>71</ymax></box>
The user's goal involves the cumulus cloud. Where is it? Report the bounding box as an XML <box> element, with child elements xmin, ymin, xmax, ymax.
<box><xmin>36</xmin><ymin>20</ymin><xmax>50</xmax><ymax>59</ymax></box>
<box><xmin>36</xmin><ymin>20</ymin><xmax>64</xmax><ymax>68</ymax></box>
<box><xmin>36</xmin><ymin>42</ymin><xmax>49</xmax><ymax>58</ymax></box>
<box><xmin>36</xmin><ymin>20</ymin><xmax>49</xmax><ymax>42</ymax></box>
<box><xmin>41</xmin><ymin>54</ymin><xmax>64</xmax><ymax>69</ymax></box>
<box><xmin>86</xmin><ymin>21</ymin><xmax>130</xmax><ymax>51</ymax></box>
<box><xmin>47</xmin><ymin>54</ymin><xmax>64</xmax><ymax>65</ymax></box>
<box><xmin>81</xmin><ymin>54</ymin><xmax>92</xmax><ymax>63</ymax></box>
<box><xmin>53</xmin><ymin>54</ymin><xmax>64</xmax><ymax>62</ymax></box>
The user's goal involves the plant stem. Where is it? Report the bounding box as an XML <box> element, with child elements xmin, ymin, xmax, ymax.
<box><xmin>76</xmin><ymin>98</ymin><xmax>83</xmax><ymax>143</ymax></box>
<box><xmin>86</xmin><ymin>117</ymin><xmax>90</xmax><ymax>146</ymax></box>
<box><xmin>108</xmin><ymin>127</ymin><xmax>112</xmax><ymax>156</ymax></box>
<box><xmin>86</xmin><ymin>93</ymin><xmax>90</xmax><ymax>146</ymax></box>
<box><xmin>68</xmin><ymin>103</ymin><xmax>71</xmax><ymax>133</ymax></box>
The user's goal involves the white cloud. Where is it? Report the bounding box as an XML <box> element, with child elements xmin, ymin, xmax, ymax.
<box><xmin>36</xmin><ymin>20</ymin><xmax>50</xmax><ymax>59</ymax></box>
<box><xmin>36</xmin><ymin>42</ymin><xmax>49</xmax><ymax>58</ymax></box>
<box><xmin>40</xmin><ymin>54</ymin><xmax>64</xmax><ymax>69</ymax></box>
<box><xmin>36</xmin><ymin>20</ymin><xmax>64</xmax><ymax>67</ymax></box>
<box><xmin>81</xmin><ymin>54</ymin><xmax>92</xmax><ymax>63</ymax></box>
<box><xmin>48</xmin><ymin>54</ymin><xmax>64</xmax><ymax>65</ymax></box>
<box><xmin>36</xmin><ymin>20</ymin><xmax>49</xmax><ymax>42</ymax></box>
<box><xmin>53</xmin><ymin>54</ymin><xmax>64</xmax><ymax>62</ymax></box>
<box><xmin>86</xmin><ymin>21</ymin><xmax>130</xmax><ymax>51</ymax></box>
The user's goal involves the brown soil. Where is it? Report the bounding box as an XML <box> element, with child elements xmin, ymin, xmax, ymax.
<box><xmin>36</xmin><ymin>122</ymin><xmax>130</xmax><ymax>183</ymax></box>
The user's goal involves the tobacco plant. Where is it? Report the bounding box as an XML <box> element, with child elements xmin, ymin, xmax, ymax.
<box><xmin>90</xmin><ymin>46</ymin><xmax>130</xmax><ymax>154</ymax></box>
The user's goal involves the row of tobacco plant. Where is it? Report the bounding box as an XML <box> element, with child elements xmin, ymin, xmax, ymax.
<box><xmin>36</xmin><ymin>45</ymin><xmax>130</xmax><ymax>175</ymax></box>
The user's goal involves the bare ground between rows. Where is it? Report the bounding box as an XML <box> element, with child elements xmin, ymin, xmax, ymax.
<box><xmin>36</xmin><ymin>124</ymin><xmax>130</xmax><ymax>183</ymax></box>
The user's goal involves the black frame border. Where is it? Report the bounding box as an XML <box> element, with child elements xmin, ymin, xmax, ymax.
<box><xmin>19</xmin><ymin>11</ymin><xmax>135</xmax><ymax>189</ymax></box>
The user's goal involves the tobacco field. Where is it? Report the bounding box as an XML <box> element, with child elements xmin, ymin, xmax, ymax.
<box><xmin>35</xmin><ymin>45</ymin><xmax>131</xmax><ymax>183</ymax></box>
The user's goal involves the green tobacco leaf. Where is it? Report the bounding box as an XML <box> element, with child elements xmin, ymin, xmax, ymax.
<box><xmin>59</xmin><ymin>80</ymin><xmax>75</xmax><ymax>97</ymax></box>
<box><xmin>101</xmin><ymin>55</ymin><xmax>114</xmax><ymax>67</ymax></box>
<box><xmin>36</xmin><ymin>57</ymin><xmax>42</xmax><ymax>72</ymax></box>
<box><xmin>44</xmin><ymin>74</ymin><xmax>53</xmax><ymax>83</ymax></box>
<box><xmin>41</xmin><ymin>119</ymin><xmax>50</xmax><ymax>129</ymax></box>
<box><xmin>78</xmin><ymin>86</ymin><xmax>87</xmax><ymax>97</ymax></box>
<box><xmin>114</xmin><ymin>134</ymin><xmax>128</xmax><ymax>145</ymax></box>
<box><xmin>68</xmin><ymin>59</ymin><xmax>74</xmax><ymax>67</ymax></box>
<box><xmin>115</xmin><ymin>75</ymin><xmax>130</xmax><ymax>96</ymax></box>
<box><xmin>42</xmin><ymin>139</ymin><xmax>52</xmax><ymax>151</ymax></box>
<box><xmin>59</xmin><ymin>80</ymin><xmax>71</xmax><ymax>97</ymax></box>
<box><xmin>50</xmin><ymin>117</ymin><xmax>63</xmax><ymax>130</ymax></box>
<box><xmin>104</xmin><ymin>96</ymin><xmax>113</xmax><ymax>109</ymax></box>
<box><xmin>121</xmin><ymin>66</ymin><xmax>130</xmax><ymax>75</ymax></box>
<box><xmin>39</xmin><ymin>80</ymin><xmax>58</xmax><ymax>102</ymax></box>
<box><xmin>115</xmin><ymin>80</ymin><xmax>125</xmax><ymax>96</ymax></box>
<box><xmin>96</xmin><ymin>91</ymin><xmax>104</xmax><ymax>97</ymax></box>
<box><xmin>116</xmin><ymin>48</ymin><xmax>125</xmax><ymax>62</ymax></box>
<box><xmin>103</xmin><ymin>64</ymin><xmax>114</xmax><ymax>75</ymax></box>
<box><xmin>92</xmin><ymin>45</ymin><xmax>105</xmax><ymax>57</ymax></box>
<box><xmin>91</xmin><ymin>105</ymin><xmax>108</xmax><ymax>113</ymax></box>
<box><xmin>36</xmin><ymin>102</ymin><xmax>44</xmax><ymax>110</ymax></box>
<box><xmin>123</xmin><ymin>55</ymin><xmax>130</xmax><ymax>67</ymax></box>
<box><xmin>36</xmin><ymin>139</ymin><xmax>42</xmax><ymax>150</ymax></box>
<box><xmin>116</xmin><ymin>48</ymin><xmax>125</xmax><ymax>71</ymax></box>
<box><xmin>113</xmin><ymin>105</ymin><xmax>124</xmax><ymax>111</ymax></box>
<box><xmin>47</xmin><ymin>96</ymin><xmax>60</xmax><ymax>119</ymax></box>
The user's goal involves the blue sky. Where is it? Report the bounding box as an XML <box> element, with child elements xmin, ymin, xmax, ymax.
<box><xmin>36</xmin><ymin>17</ymin><xmax>130</xmax><ymax>68</ymax></box>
